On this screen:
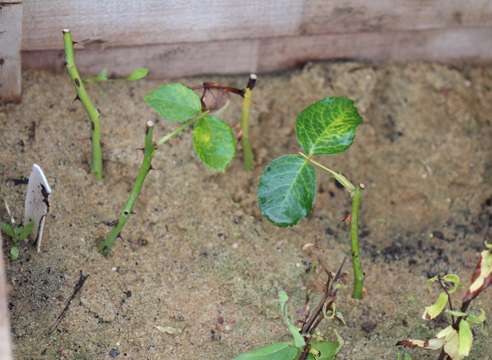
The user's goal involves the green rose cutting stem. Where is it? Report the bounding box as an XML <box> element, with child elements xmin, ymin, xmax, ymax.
<box><xmin>63</xmin><ymin>29</ymin><xmax>104</xmax><ymax>181</ymax></box>
<box><xmin>100</xmin><ymin>83</ymin><xmax>237</xmax><ymax>256</ymax></box>
<box><xmin>241</xmin><ymin>74</ymin><xmax>256</xmax><ymax>172</ymax></box>
<box><xmin>62</xmin><ymin>29</ymin><xmax>148</xmax><ymax>182</ymax></box>
<box><xmin>257</xmin><ymin>96</ymin><xmax>365</xmax><ymax>299</ymax></box>
<box><xmin>294</xmin><ymin>148</ymin><xmax>366</xmax><ymax>299</ymax></box>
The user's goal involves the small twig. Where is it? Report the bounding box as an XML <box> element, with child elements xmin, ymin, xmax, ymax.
<box><xmin>28</xmin><ymin>121</ymin><xmax>36</xmax><ymax>145</ymax></box>
<box><xmin>301</xmin><ymin>257</ymin><xmax>347</xmax><ymax>334</ymax></box>
<box><xmin>420</xmin><ymin>159</ymin><xmax>433</xmax><ymax>176</ymax></box>
<box><xmin>47</xmin><ymin>271</ymin><xmax>89</xmax><ymax>337</ymax></box>
<box><xmin>437</xmin><ymin>276</ymin><xmax>455</xmax><ymax>325</ymax></box>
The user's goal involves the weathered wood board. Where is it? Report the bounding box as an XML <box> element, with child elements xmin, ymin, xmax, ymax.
<box><xmin>3</xmin><ymin>0</ymin><xmax>492</xmax><ymax>100</ymax></box>
<box><xmin>300</xmin><ymin>0</ymin><xmax>492</xmax><ymax>35</ymax></box>
<box><xmin>22</xmin><ymin>0</ymin><xmax>304</xmax><ymax>51</ymax></box>
<box><xmin>0</xmin><ymin>2</ymin><xmax>23</xmax><ymax>103</ymax></box>
<box><xmin>21</xmin><ymin>0</ymin><xmax>492</xmax><ymax>50</ymax></box>
<box><xmin>22</xmin><ymin>27</ymin><xmax>492</xmax><ymax>79</ymax></box>
<box><xmin>0</xmin><ymin>233</ymin><xmax>13</xmax><ymax>360</ymax></box>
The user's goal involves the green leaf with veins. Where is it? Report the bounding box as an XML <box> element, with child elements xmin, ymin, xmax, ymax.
<box><xmin>258</xmin><ymin>155</ymin><xmax>316</xmax><ymax>227</ymax></box>
<box><xmin>145</xmin><ymin>83</ymin><xmax>201</xmax><ymax>122</ymax></box>
<box><xmin>193</xmin><ymin>115</ymin><xmax>235</xmax><ymax>172</ymax></box>
<box><xmin>306</xmin><ymin>330</ymin><xmax>344</xmax><ymax>360</ymax></box>
<box><xmin>230</xmin><ymin>341</ymin><xmax>299</xmax><ymax>360</ymax></box>
<box><xmin>296</xmin><ymin>96</ymin><xmax>363</xmax><ymax>156</ymax></box>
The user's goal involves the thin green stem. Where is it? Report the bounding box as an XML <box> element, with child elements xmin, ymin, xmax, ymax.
<box><xmin>350</xmin><ymin>185</ymin><xmax>365</xmax><ymax>299</ymax></box>
<box><xmin>99</xmin><ymin>121</ymin><xmax>156</xmax><ymax>256</ymax></box>
<box><xmin>99</xmin><ymin>116</ymin><xmax>200</xmax><ymax>256</ymax></box>
<box><xmin>63</xmin><ymin>29</ymin><xmax>103</xmax><ymax>182</ymax></box>
<box><xmin>293</xmin><ymin>147</ymin><xmax>365</xmax><ymax>299</ymax></box>
<box><xmin>241</xmin><ymin>74</ymin><xmax>256</xmax><ymax>172</ymax></box>
<box><xmin>293</xmin><ymin>148</ymin><xmax>356</xmax><ymax>196</ymax></box>
<box><xmin>155</xmin><ymin>117</ymin><xmax>199</xmax><ymax>150</ymax></box>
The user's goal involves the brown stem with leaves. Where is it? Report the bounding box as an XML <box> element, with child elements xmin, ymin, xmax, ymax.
<box><xmin>298</xmin><ymin>258</ymin><xmax>347</xmax><ymax>360</ymax></box>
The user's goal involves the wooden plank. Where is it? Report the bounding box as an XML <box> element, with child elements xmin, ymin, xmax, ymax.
<box><xmin>257</xmin><ymin>28</ymin><xmax>492</xmax><ymax>72</ymax></box>
<box><xmin>22</xmin><ymin>38</ymin><xmax>260</xmax><ymax>79</ymax></box>
<box><xmin>0</xmin><ymin>233</ymin><xmax>14</xmax><ymax>360</ymax></box>
<box><xmin>0</xmin><ymin>2</ymin><xmax>23</xmax><ymax>103</ymax></box>
<box><xmin>21</xmin><ymin>0</ymin><xmax>492</xmax><ymax>52</ymax></box>
<box><xmin>300</xmin><ymin>0</ymin><xmax>492</xmax><ymax>35</ymax></box>
<box><xmin>21</xmin><ymin>0</ymin><xmax>303</xmax><ymax>51</ymax></box>
<box><xmin>22</xmin><ymin>28</ymin><xmax>492</xmax><ymax>78</ymax></box>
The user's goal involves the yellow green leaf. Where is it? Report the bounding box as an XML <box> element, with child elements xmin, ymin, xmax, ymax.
<box><xmin>422</xmin><ymin>292</ymin><xmax>448</xmax><ymax>320</ymax></box>
<box><xmin>458</xmin><ymin>320</ymin><xmax>472</xmax><ymax>356</ymax></box>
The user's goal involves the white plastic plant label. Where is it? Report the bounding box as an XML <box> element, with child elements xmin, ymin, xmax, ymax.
<box><xmin>24</xmin><ymin>164</ymin><xmax>51</xmax><ymax>252</ymax></box>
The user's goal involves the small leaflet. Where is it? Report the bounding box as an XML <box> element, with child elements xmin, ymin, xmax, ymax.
<box><xmin>24</xmin><ymin>164</ymin><xmax>51</xmax><ymax>252</ymax></box>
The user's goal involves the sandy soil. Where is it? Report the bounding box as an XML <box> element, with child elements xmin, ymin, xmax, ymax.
<box><xmin>1</xmin><ymin>61</ymin><xmax>492</xmax><ymax>360</ymax></box>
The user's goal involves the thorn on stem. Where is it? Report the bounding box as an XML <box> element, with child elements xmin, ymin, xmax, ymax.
<box><xmin>90</xmin><ymin>122</ymin><xmax>95</xmax><ymax>131</ymax></box>
<box><xmin>64</xmin><ymin>61</ymin><xmax>68</xmax><ymax>66</ymax></box>
<box><xmin>342</xmin><ymin>214</ymin><xmax>351</xmax><ymax>223</ymax></box>
<box><xmin>104</xmin><ymin>219</ymin><xmax>119</xmax><ymax>227</ymax></box>
<box><xmin>74</xmin><ymin>78</ymin><xmax>80</xmax><ymax>87</ymax></box>
<box><xmin>148</xmin><ymin>164</ymin><xmax>155</xmax><ymax>172</ymax></box>
<box><xmin>136</xmin><ymin>147</ymin><xmax>145</xmax><ymax>153</ymax></box>
<box><xmin>131</xmin><ymin>211</ymin><xmax>136</xmax><ymax>215</ymax></box>
<box><xmin>100</xmin><ymin>141</ymin><xmax>106</xmax><ymax>147</ymax></box>
<box><xmin>117</xmin><ymin>232</ymin><xmax>123</xmax><ymax>240</ymax></box>
<box><xmin>72</xmin><ymin>94</ymin><xmax>81</xmax><ymax>103</ymax></box>
<box><xmin>72</xmin><ymin>41</ymin><xmax>78</xmax><ymax>46</ymax></box>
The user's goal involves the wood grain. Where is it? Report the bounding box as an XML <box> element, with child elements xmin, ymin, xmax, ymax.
<box><xmin>257</xmin><ymin>28</ymin><xmax>492</xmax><ymax>72</ymax></box>
<box><xmin>300</xmin><ymin>0</ymin><xmax>492</xmax><ymax>35</ymax></box>
<box><xmin>21</xmin><ymin>0</ymin><xmax>492</xmax><ymax>52</ymax></box>
<box><xmin>23</xmin><ymin>28</ymin><xmax>492</xmax><ymax>79</ymax></box>
<box><xmin>0</xmin><ymin>2</ymin><xmax>23</xmax><ymax>103</ymax></box>
<box><xmin>22</xmin><ymin>38</ymin><xmax>259</xmax><ymax>78</ymax></box>
<box><xmin>21</xmin><ymin>0</ymin><xmax>303</xmax><ymax>51</ymax></box>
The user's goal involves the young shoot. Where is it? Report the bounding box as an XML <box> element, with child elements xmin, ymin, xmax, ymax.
<box><xmin>85</xmin><ymin>68</ymin><xmax>148</xmax><ymax>98</ymax></box>
<box><xmin>397</xmin><ymin>243</ymin><xmax>492</xmax><ymax>359</ymax></box>
<box><xmin>231</xmin><ymin>257</ymin><xmax>347</xmax><ymax>360</ymax></box>
<box><xmin>191</xmin><ymin>75</ymin><xmax>257</xmax><ymax>171</ymax></box>
<box><xmin>99</xmin><ymin>83</ymin><xmax>237</xmax><ymax>256</ymax></box>
<box><xmin>0</xmin><ymin>175</ymin><xmax>38</xmax><ymax>259</ymax></box>
<box><xmin>62</xmin><ymin>29</ymin><xmax>148</xmax><ymax>182</ymax></box>
<box><xmin>257</xmin><ymin>96</ymin><xmax>365</xmax><ymax>298</ymax></box>
<box><xmin>1</xmin><ymin>221</ymin><xmax>34</xmax><ymax>260</ymax></box>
